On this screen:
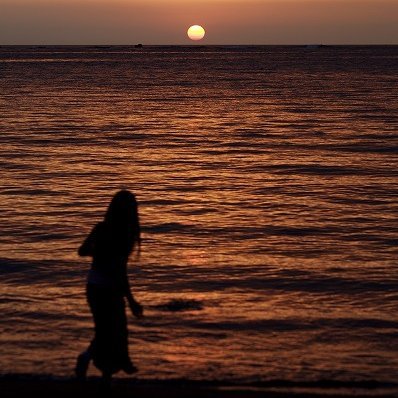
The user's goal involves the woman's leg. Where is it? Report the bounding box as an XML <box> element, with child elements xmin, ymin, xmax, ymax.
<box><xmin>100</xmin><ymin>371</ymin><xmax>112</xmax><ymax>395</ymax></box>
<box><xmin>87</xmin><ymin>285</ymin><xmax>134</xmax><ymax>375</ymax></box>
<box><xmin>75</xmin><ymin>342</ymin><xmax>92</xmax><ymax>380</ymax></box>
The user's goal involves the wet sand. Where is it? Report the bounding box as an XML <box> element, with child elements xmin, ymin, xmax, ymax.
<box><xmin>1</xmin><ymin>377</ymin><xmax>397</xmax><ymax>398</ymax></box>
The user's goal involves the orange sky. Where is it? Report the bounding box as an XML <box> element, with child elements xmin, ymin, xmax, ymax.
<box><xmin>0</xmin><ymin>0</ymin><xmax>397</xmax><ymax>44</ymax></box>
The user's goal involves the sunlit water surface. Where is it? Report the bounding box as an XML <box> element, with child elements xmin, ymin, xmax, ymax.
<box><xmin>0</xmin><ymin>46</ymin><xmax>397</xmax><ymax>386</ymax></box>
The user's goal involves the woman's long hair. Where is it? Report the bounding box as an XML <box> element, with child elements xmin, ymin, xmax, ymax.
<box><xmin>104</xmin><ymin>190</ymin><xmax>141</xmax><ymax>257</ymax></box>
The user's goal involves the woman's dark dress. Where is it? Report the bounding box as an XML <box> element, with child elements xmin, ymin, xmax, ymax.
<box><xmin>81</xmin><ymin>222</ymin><xmax>133</xmax><ymax>375</ymax></box>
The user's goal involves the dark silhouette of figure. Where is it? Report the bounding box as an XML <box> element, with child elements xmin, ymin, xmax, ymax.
<box><xmin>75</xmin><ymin>190</ymin><xmax>143</xmax><ymax>384</ymax></box>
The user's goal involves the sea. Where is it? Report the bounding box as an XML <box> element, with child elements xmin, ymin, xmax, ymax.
<box><xmin>0</xmin><ymin>45</ymin><xmax>397</xmax><ymax>393</ymax></box>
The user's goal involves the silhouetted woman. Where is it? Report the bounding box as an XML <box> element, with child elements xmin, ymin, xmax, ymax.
<box><xmin>75</xmin><ymin>190</ymin><xmax>143</xmax><ymax>383</ymax></box>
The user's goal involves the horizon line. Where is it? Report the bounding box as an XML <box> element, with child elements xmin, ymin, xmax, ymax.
<box><xmin>1</xmin><ymin>43</ymin><xmax>398</xmax><ymax>46</ymax></box>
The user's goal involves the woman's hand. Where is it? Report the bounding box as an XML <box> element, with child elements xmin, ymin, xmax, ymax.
<box><xmin>129</xmin><ymin>299</ymin><xmax>144</xmax><ymax>318</ymax></box>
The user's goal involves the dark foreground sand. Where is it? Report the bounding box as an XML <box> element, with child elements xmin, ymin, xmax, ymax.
<box><xmin>2</xmin><ymin>377</ymin><xmax>398</xmax><ymax>398</ymax></box>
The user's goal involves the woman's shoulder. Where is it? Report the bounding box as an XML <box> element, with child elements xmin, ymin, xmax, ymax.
<box><xmin>87</xmin><ymin>222</ymin><xmax>107</xmax><ymax>239</ymax></box>
<box><xmin>94</xmin><ymin>221</ymin><xmax>117</xmax><ymax>238</ymax></box>
<box><xmin>94</xmin><ymin>221</ymin><xmax>105</xmax><ymax>229</ymax></box>
<box><xmin>93</xmin><ymin>221</ymin><xmax>108</xmax><ymax>234</ymax></box>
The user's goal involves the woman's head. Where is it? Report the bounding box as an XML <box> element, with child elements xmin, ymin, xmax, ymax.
<box><xmin>104</xmin><ymin>190</ymin><xmax>141</xmax><ymax>255</ymax></box>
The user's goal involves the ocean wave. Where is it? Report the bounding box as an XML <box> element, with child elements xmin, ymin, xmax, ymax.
<box><xmin>2</xmin><ymin>257</ymin><xmax>397</xmax><ymax>296</ymax></box>
<box><xmin>152</xmin><ymin>298</ymin><xmax>203</xmax><ymax>312</ymax></box>
<box><xmin>167</xmin><ymin>318</ymin><xmax>398</xmax><ymax>333</ymax></box>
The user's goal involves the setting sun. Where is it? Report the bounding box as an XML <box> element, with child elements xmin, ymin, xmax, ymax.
<box><xmin>187</xmin><ymin>25</ymin><xmax>205</xmax><ymax>41</ymax></box>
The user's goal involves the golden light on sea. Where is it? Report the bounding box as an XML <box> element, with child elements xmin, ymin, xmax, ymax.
<box><xmin>187</xmin><ymin>25</ymin><xmax>205</xmax><ymax>41</ymax></box>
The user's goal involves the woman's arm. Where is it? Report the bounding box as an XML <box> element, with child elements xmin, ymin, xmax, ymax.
<box><xmin>122</xmin><ymin>274</ymin><xmax>144</xmax><ymax>318</ymax></box>
<box><xmin>127</xmin><ymin>291</ymin><xmax>144</xmax><ymax>318</ymax></box>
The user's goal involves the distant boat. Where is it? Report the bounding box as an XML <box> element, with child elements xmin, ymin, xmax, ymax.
<box><xmin>135</xmin><ymin>44</ymin><xmax>143</xmax><ymax>49</ymax></box>
<box><xmin>305</xmin><ymin>44</ymin><xmax>330</xmax><ymax>49</ymax></box>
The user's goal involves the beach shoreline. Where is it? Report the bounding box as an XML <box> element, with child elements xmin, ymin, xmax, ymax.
<box><xmin>2</xmin><ymin>375</ymin><xmax>398</xmax><ymax>398</ymax></box>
